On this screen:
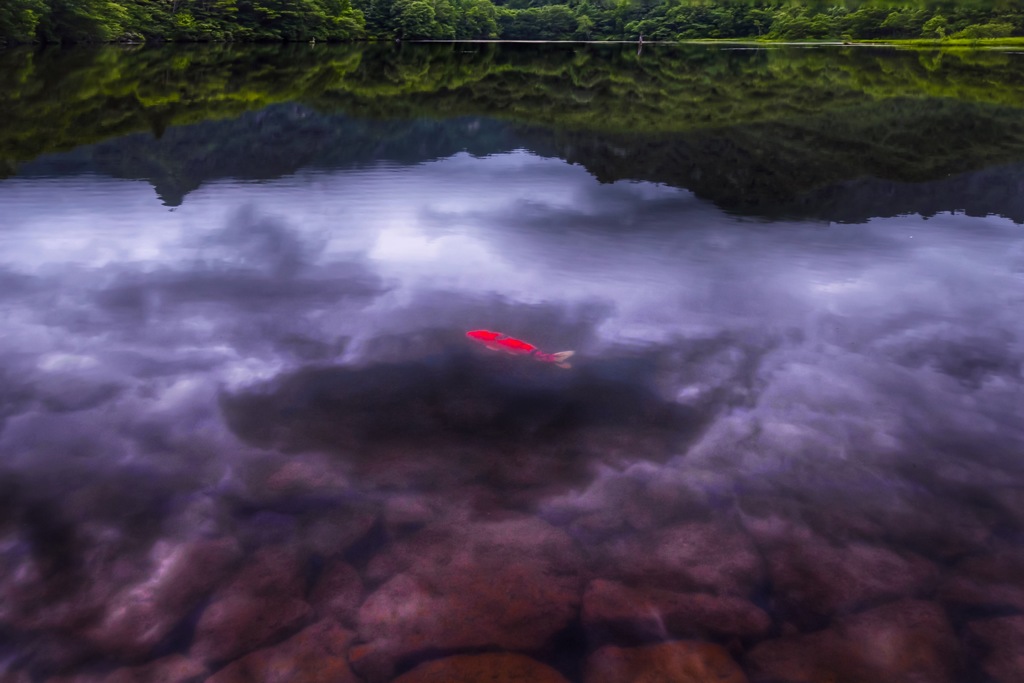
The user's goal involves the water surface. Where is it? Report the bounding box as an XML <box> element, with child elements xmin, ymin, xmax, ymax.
<box><xmin>2</xmin><ymin>43</ymin><xmax>1024</xmax><ymax>683</ymax></box>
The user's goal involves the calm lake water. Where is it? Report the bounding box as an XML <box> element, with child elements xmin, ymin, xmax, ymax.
<box><xmin>2</xmin><ymin>42</ymin><xmax>1024</xmax><ymax>683</ymax></box>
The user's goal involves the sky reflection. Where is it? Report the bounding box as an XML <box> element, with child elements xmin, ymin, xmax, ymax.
<box><xmin>2</xmin><ymin>150</ymin><xmax>1022</xmax><ymax>487</ymax></box>
<box><xmin>1</xmin><ymin>147</ymin><xmax>1023</xmax><ymax>681</ymax></box>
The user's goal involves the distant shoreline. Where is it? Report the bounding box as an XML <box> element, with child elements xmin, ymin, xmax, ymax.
<box><xmin>6</xmin><ymin>38</ymin><xmax>1024</xmax><ymax>50</ymax></box>
<box><xmin>415</xmin><ymin>37</ymin><xmax>1024</xmax><ymax>48</ymax></box>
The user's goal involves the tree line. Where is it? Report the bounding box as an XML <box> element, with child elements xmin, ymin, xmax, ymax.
<box><xmin>1</xmin><ymin>0</ymin><xmax>1022</xmax><ymax>44</ymax></box>
<box><xmin>6</xmin><ymin>42</ymin><xmax>1024</xmax><ymax>218</ymax></box>
<box><xmin>6</xmin><ymin>40</ymin><xmax>1024</xmax><ymax>167</ymax></box>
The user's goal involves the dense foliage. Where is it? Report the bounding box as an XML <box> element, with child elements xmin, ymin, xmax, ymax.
<box><xmin>0</xmin><ymin>0</ymin><xmax>366</xmax><ymax>43</ymax></box>
<box><xmin>6</xmin><ymin>43</ymin><xmax>1024</xmax><ymax>219</ymax></box>
<box><xmin>2</xmin><ymin>0</ymin><xmax>1023</xmax><ymax>44</ymax></box>
<box><xmin>4</xmin><ymin>42</ymin><xmax>1024</xmax><ymax>169</ymax></box>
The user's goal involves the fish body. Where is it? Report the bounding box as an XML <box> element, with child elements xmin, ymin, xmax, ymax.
<box><xmin>466</xmin><ymin>330</ymin><xmax>575</xmax><ymax>368</ymax></box>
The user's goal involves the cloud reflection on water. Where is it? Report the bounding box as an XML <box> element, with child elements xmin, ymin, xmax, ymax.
<box><xmin>1</xmin><ymin>150</ymin><xmax>1023</xmax><ymax>680</ymax></box>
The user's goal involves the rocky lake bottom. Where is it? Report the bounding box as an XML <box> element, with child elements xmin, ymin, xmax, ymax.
<box><xmin>2</xmin><ymin>432</ymin><xmax>1024</xmax><ymax>683</ymax></box>
<box><xmin>2</xmin><ymin>333</ymin><xmax>1023</xmax><ymax>683</ymax></box>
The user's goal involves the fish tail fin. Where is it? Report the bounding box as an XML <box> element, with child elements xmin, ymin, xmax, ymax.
<box><xmin>551</xmin><ymin>351</ymin><xmax>574</xmax><ymax>369</ymax></box>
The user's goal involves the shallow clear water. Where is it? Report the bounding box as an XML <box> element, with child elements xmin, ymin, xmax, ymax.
<box><xmin>2</xmin><ymin>42</ymin><xmax>1024</xmax><ymax>683</ymax></box>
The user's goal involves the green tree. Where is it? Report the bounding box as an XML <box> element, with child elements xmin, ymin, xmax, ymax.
<box><xmin>0</xmin><ymin>0</ymin><xmax>47</xmax><ymax>43</ymax></box>
<box><xmin>837</xmin><ymin>7</ymin><xmax>889</xmax><ymax>39</ymax></box>
<box><xmin>38</xmin><ymin>0</ymin><xmax>129</xmax><ymax>42</ymax></box>
<box><xmin>456</xmin><ymin>0</ymin><xmax>498</xmax><ymax>39</ymax></box>
<box><xmin>748</xmin><ymin>7</ymin><xmax>774</xmax><ymax>37</ymax></box>
<box><xmin>536</xmin><ymin>4</ymin><xmax>575</xmax><ymax>39</ymax></box>
<box><xmin>574</xmin><ymin>13</ymin><xmax>594</xmax><ymax>39</ymax></box>
<box><xmin>8</xmin><ymin>0</ymin><xmax>1024</xmax><ymax>45</ymax></box>
<box><xmin>954</xmin><ymin>22</ymin><xmax>1014</xmax><ymax>39</ymax></box>
<box><xmin>395</xmin><ymin>0</ymin><xmax>437</xmax><ymax>38</ymax></box>
<box><xmin>921</xmin><ymin>13</ymin><xmax>947</xmax><ymax>38</ymax></box>
<box><xmin>352</xmin><ymin>0</ymin><xmax>392</xmax><ymax>38</ymax></box>
<box><xmin>880</xmin><ymin>9</ymin><xmax>927</xmax><ymax>38</ymax></box>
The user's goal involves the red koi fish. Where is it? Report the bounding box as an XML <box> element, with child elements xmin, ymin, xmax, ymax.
<box><xmin>466</xmin><ymin>330</ymin><xmax>575</xmax><ymax>369</ymax></box>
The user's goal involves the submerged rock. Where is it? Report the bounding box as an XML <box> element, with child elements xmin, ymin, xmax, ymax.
<box><xmin>190</xmin><ymin>593</ymin><xmax>310</xmax><ymax>665</ymax></box>
<box><xmin>300</xmin><ymin>507</ymin><xmax>378</xmax><ymax>558</ymax></box>
<box><xmin>584</xmin><ymin>641</ymin><xmax>748</xmax><ymax>683</ymax></box>
<box><xmin>353</xmin><ymin>516</ymin><xmax>583</xmax><ymax>682</ymax></box>
<box><xmin>392</xmin><ymin>653</ymin><xmax>570</xmax><ymax>683</ymax></box>
<box><xmin>545</xmin><ymin>463</ymin><xmax>717</xmax><ymax>540</ymax></box>
<box><xmin>567</xmin><ymin>509</ymin><xmax>631</xmax><ymax>545</ymax></box>
<box><xmin>105</xmin><ymin>655</ymin><xmax>206</xmax><ymax>683</ymax></box>
<box><xmin>594</xmin><ymin>521</ymin><xmax>764</xmax><ymax>596</ymax></box>
<box><xmin>84</xmin><ymin>537</ymin><xmax>241</xmax><ymax>660</ymax></box>
<box><xmin>234</xmin><ymin>450</ymin><xmax>354</xmax><ymax>505</ymax></box>
<box><xmin>46</xmin><ymin>654</ymin><xmax>206</xmax><ymax>683</ymax></box>
<box><xmin>939</xmin><ymin>546</ymin><xmax>1024</xmax><ymax>613</ymax></box>
<box><xmin>0</xmin><ymin>669</ymin><xmax>32</xmax><ymax>683</ymax></box>
<box><xmin>0</xmin><ymin>519</ymin><xmax>157</xmax><ymax>640</ymax></box>
<box><xmin>263</xmin><ymin>457</ymin><xmax>350</xmax><ymax>498</ymax></box>
<box><xmin>966</xmin><ymin>615</ymin><xmax>1024</xmax><ymax>683</ymax></box>
<box><xmin>205</xmin><ymin>619</ymin><xmax>358</xmax><ymax>683</ymax></box>
<box><xmin>745</xmin><ymin>599</ymin><xmax>961</xmax><ymax>683</ymax></box>
<box><xmin>381</xmin><ymin>494</ymin><xmax>435</xmax><ymax>535</ymax></box>
<box><xmin>582</xmin><ymin>579</ymin><xmax>772</xmax><ymax>644</ymax></box>
<box><xmin>754</xmin><ymin>528</ymin><xmax>938</xmax><ymax>624</ymax></box>
<box><xmin>190</xmin><ymin>544</ymin><xmax>311</xmax><ymax>664</ymax></box>
<box><xmin>4</xmin><ymin>633</ymin><xmax>102</xmax><ymax>678</ymax></box>
<box><xmin>308</xmin><ymin>559</ymin><xmax>363</xmax><ymax>625</ymax></box>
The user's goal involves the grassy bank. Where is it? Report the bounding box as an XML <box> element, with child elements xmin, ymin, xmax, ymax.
<box><xmin>679</xmin><ymin>37</ymin><xmax>1024</xmax><ymax>48</ymax></box>
<box><xmin>856</xmin><ymin>36</ymin><xmax>1024</xmax><ymax>47</ymax></box>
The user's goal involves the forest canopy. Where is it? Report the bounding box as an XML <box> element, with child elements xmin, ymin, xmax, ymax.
<box><xmin>1</xmin><ymin>0</ymin><xmax>1023</xmax><ymax>44</ymax></box>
